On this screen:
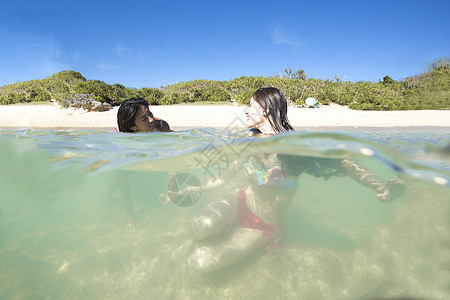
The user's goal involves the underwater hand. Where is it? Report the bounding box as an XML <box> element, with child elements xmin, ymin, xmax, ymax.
<box><xmin>159</xmin><ymin>193</ymin><xmax>177</xmax><ymax>205</ymax></box>
<box><xmin>159</xmin><ymin>172</ymin><xmax>180</xmax><ymax>205</ymax></box>
<box><xmin>376</xmin><ymin>176</ymin><xmax>406</xmax><ymax>202</ymax></box>
<box><xmin>159</xmin><ymin>191</ymin><xmax>183</xmax><ymax>205</ymax></box>
<box><xmin>159</xmin><ymin>193</ymin><xmax>170</xmax><ymax>205</ymax></box>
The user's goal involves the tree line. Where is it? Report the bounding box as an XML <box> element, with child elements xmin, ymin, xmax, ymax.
<box><xmin>0</xmin><ymin>58</ymin><xmax>448</xmax><ymax>110</ymax></box>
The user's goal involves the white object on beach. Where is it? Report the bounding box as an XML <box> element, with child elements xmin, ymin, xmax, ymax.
<box><xmin>305</xmin><ymin>97</ymin><xmax>316</xmax><ymax>107</ymax></box>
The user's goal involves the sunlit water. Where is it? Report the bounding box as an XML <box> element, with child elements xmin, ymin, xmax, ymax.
<box><xmin>0</xmin><ymin>128</ymin><xmax>449</xmax><ymax>299</ymax></box>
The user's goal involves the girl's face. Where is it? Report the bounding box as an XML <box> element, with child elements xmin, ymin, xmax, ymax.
<box><xmin>245</xmin><ymin>97</ymin><xmax>265</xmax><ymax>129</ymax></box>
<box><xmin>131</xmin><ymin>105</ymin><xmax>156</xmax><ymax>132</ymax></box>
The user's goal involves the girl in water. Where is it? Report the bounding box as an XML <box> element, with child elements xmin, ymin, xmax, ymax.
<box><xmin>164</xmin><ymin>87</ymin><xmax>403</xmax><ymax>273</ymax></box>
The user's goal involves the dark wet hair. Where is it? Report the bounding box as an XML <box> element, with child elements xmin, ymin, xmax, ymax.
<box><xmin>252</xmin><ymin>87</ymin><xmax>294</xmax><ymax>133</ymax></box>
<box><xmin>117</xmin><ymin>98</ymin><xmax>152</xmax><ymax>132</ymax></box>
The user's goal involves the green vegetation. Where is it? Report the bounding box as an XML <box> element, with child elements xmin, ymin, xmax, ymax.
<box><xmin>1</xmin><ymin>58</ymin><xmax>449</xmax><ymax>110</ymax></box>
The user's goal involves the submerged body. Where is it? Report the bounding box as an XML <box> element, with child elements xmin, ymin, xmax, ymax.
<box><xmin>185</xmin><ymin>153</ymin><xmax>401</xmax><ymax>273</ymax></box>
<box><xmin>188</xmin><ymin>153</ymin><xmax>298</xmax><ymax>272</ymax></box>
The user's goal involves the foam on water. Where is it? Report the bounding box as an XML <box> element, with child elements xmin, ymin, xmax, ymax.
<box><xmin>0</xmin><ymin>128</ymin><xmax>449</xmax><ymax>299</ymax></box>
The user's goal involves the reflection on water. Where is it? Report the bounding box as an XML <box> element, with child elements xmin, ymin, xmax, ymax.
<box><xmin>0</xmin><ymin>129</ymin><xmax>449</xmax><ymax>299</ymax></box>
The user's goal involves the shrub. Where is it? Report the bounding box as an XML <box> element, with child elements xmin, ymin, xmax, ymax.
<box><xmin>191</xmin><ymin>87</ymin><xmax>231</xmax><ymax>102</ymax></box>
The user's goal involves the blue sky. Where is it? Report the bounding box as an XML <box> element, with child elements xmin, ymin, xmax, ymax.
<box><xmin>1</xmin><ymin>0</ymin><xmax>449</xmax><ymax>88</ymax></box>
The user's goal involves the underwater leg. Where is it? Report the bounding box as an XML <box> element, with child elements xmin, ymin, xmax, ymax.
<box><xmin>188</xmin><ymin>227</ymin><xmax>271</xmax><ymax>273</ymax></box>
<box><xmin>190</xmin><ymin>191</ymin><xmax>239</xmax><ymax>241</ymax></box>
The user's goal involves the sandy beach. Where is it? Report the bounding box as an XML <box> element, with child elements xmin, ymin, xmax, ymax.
<box><xmin>0</xmin><ymin>102</ymin><xmax>448</xmax><ymax>130</ymax></box>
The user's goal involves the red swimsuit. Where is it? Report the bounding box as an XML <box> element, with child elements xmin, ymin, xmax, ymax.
<box><xmin>238</xmin><ymin>188</ymin><xmax>281</xmax><ymax>251</ymax></box>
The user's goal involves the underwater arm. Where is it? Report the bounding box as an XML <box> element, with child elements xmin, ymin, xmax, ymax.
<box><xmin>160</xmin><ymin>158</ymin><xmax>244</xmax><ymax>204</ymax></box>
<box><xmin>340</xmin><ymin>159</ymin><xmax>405</xmax><ymax>202</ymax></box>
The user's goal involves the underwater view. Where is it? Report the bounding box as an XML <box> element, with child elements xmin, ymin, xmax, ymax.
<box><xmin>0</xmin><ymin>128</ymin><xmax>449</xmax><ymax>299</ymax></box>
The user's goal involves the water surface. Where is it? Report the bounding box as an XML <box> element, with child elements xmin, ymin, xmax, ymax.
<box><xmin>0</xmin><ymin>128</ymin><xmax>449</xmax><ymax>299</ymax></box>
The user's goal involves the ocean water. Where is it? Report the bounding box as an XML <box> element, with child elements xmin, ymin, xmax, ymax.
<box><xmin>0</xmin><ymin>128</ymin><xmax>449</xmax><ymax>299</ymax></box>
